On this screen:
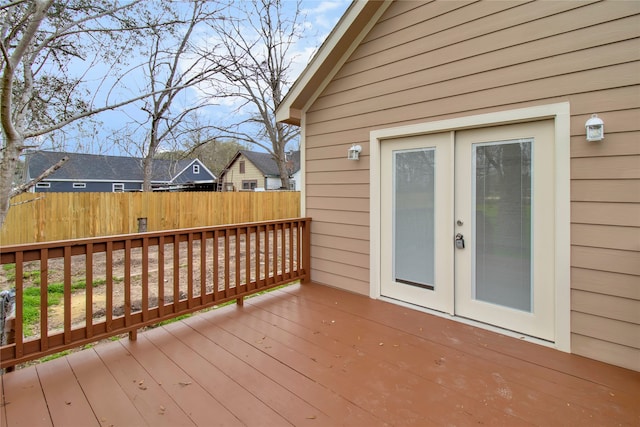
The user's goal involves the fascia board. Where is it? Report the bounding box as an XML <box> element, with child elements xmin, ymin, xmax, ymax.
<box><xmin>276</xmin><ymin>0</ymin><xmax>391</xmax><ymax>125</ymax></box>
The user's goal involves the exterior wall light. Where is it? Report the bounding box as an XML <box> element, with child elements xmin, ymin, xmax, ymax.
<box><xmin>585</xmin><ymin>114</ymin><xmax>604</xmax><ymax>142</ymax></box>
<box><xmin>347</xmin><ymin>144</ymin><xmax>362</xmax><ymax>160</ymax></box>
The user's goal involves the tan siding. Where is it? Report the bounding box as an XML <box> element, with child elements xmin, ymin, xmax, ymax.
<box><xmin>306</xmin><ymin>64</ymin><xmax>639</xmax><ymax>135</ymax></box>
<box><xmin>572</xmin><ymin>290</ymin><xmax>640</xmax><ymax>324</ymax></box>
<box><xmin>572</xmin><ymin>202</ymin><xmax>640</xmax><ymax>226</ymax></box>
<box><xmin>306</xmin><ymin>197</ymin><xmax>369</xmax><ymax>213</ymax></box>
<box><xmin>311</xmin><ymin>270</ymin><xmax>369</xmax><ymax>296</ymax></box>
<box><xmin>571</xmin><ymin>180</ymin><xmax>640</xmax><ymax>203</ymax></box>
<box><xmin>572</xmin><ymin>311</ymin><xmax>640</xmax><ymax>349</ymax></box>
<box><xmin>307</xmin><ymin>208</ymin><xmax>369</xmax><ymax>227</ymax></box>
<box><xmin>306</xmin><ymin>184</ymin><xmax>369</xmax><ymax>198</ymax></box>
<box><xmin>571</xmin><ymin>246</ymin><xmax>640</xmax><ymax>276</ymax></box>
<box><xmin>571</xmin><ymin>155</ymin><xmax>640</xmax><ymax>180</ymax></box>
<box><xmin>306</xmin><ymin>170</ymin><xmax>369</xmax><ymax>185</ymax></box>
<box><xmin>312</xmin><ymin>257</ymin><xmax>370</xmax><ymax>282</ymax></box>
<box><xmin>223</xmin><ymin>154</ymin><xmax>265</xmax><ymax>190</ymax></box>
<box><xmin>311</xmin><ymin>221</ymin><xmax>369</xmax><ymax>241</ymax></box>
<box><xmin>301</xmin><ymin>0</ymin><xmax>640</xmax><ymax>369</ymax></box>
<box><xmin>313</xmin><ymin>234</ymin><xmax>370</xmax><ymax>255</ymax></box>
<box><xmin>571</xmin><ymin>131</ymin><xmax>640</xmax><ymax>158</ymax></box>
<box><xmin>570</xmin><ymin>224</ymin><xmax>640</xmax><ymax>251</ymax></box>
<box><xmin>572</xmin><ymin>268</ymin><xmax>640</xmax><ymax>300</ymax></box>
<box><xmin>571</xmin><ymin>334</ymin><xmax>640</xmax><ymax>372</ymax></box>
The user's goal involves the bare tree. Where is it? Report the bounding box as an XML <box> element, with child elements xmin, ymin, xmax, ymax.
<box><xmin>205</xmin><ymin>0</ymin><xmax>302</xmax><ymax>189</ymax></box>
<box><xmin>120</xmin><ymin>0</ymin><xmax>226</xmax><ymax>191</ymax></box>
<box><xmin>0</xmin><ymin>1</ymin><xmax>216</xmax><ymax>225</ymax></box>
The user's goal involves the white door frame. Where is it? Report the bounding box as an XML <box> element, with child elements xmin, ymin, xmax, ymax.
<box><xmin>369</xmin><ymin>103</ymin><xmax>571</xmax><ymax>352</ymax></box>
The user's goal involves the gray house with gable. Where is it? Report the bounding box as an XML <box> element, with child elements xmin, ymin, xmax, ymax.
<box><xmin>25</xmin><ymin>151</ymin><xmax>216</xmax><ymax>192</ymax></box>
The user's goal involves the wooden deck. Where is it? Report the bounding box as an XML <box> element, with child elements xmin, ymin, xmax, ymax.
<box><xmin>2</xmin><ymin>282</ymin><xmax>638</xmax><ymax>426</ymax></box>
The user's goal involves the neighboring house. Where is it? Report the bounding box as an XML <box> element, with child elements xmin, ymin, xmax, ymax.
<box><xmin>276</xmin><ymin>1</ymin><xmax>640</xmax><ymax>371</ymax></box>
<box><xmin>24</xmin><ymin>151</ymin><xmax>216</xmax><ymax>192</ymax></box>
<box><xmin>218</xmin><ymin>150</ymin><xmax>301</xmax><ymax>191</ymax></box>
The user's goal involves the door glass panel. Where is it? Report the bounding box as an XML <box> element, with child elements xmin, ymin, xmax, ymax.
<box><xmin>473</xmin><ymin>139</ymin><xmax>532</xmax><ymax>311</ymax></box>
<box><xmin>394</xmin><ymin>148</ymin><xmax>435</xmax><ymax>289</ymax></box>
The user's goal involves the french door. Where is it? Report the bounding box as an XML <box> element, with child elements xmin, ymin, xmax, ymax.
<box><xmin>380</xmin><ymin>121</ymin><xmax>556</xmax><ymax>341</ymax></box>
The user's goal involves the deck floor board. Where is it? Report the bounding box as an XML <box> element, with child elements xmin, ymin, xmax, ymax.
<box><xmin>1</xmin><ymin>283</ymin><xmax>639</xmax><ymax>427</ymax></box>
<box><xmin>266</xmin><ymin>286</ymin><xmax>632</xmax><ymax>422</ymax></box>
<box><xmin>35</xmin><ymin>357</ymin><xmax>100</xmax><ymax>427</ymax></box>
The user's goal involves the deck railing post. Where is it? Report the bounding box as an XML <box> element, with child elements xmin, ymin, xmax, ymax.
<box><xmin>302</xmin><ymin>218</ymin><xmax>311</xmax><ymax>284</ymax></box>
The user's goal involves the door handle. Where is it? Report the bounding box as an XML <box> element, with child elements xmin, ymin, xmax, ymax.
<box><xmin>455</xmin><ymin>233</ymin><xmax>465</xmax><ymax>249</ymax></box>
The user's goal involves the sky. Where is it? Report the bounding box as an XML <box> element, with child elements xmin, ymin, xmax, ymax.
<box><xmin>54</xmin><ymin>0</ymin><xmax>352</xmax><ymax>157</ymax></box>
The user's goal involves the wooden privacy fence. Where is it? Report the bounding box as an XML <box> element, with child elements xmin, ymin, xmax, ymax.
<box><xmin>1</xmin><ymin>191</ymin><xmax>300</xmax><ymax>246</ymax></box>
<box><xmin>0</xmin><ymin>218</ymin><xmax>311</xmax><ymax>368</ymax></box>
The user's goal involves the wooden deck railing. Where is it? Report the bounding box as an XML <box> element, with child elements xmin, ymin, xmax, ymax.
<box><xmin>0</xmin><ymin>218</ymin><xmax>311</xmax><ymax>369</ymax></box>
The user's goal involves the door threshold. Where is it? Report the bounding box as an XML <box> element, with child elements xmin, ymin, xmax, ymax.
<box><xmin>378</xmin><ymin>295</ymin><xmax>557</xmax><ymax>350</ymax></box>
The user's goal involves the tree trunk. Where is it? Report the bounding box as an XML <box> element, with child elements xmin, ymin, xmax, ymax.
<box><xmin>0</xmin><ymin>138</ymin><xmax>23</xmax><ymax>227</ymax></box>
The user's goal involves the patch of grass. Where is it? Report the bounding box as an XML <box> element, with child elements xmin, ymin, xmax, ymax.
<box><xmin>39</xmin><ymin>349</ymin><xmax>72</xmax><ymax>363</ymax></box>
<box><xmin>154</xmin><ymin>313</ymin><xmax>192</xmax><ymax>327</ymax></box>
<box><xmin>3</xmin><ymin>263</ymin><xmax>16</xmax><ymax>282</ymax></box>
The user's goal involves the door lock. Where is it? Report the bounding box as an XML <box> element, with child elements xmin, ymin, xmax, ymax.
<box><xmin>455</xmin><ymin>233</ymin><xmax>465</xmax><ymax>249</ymax></box>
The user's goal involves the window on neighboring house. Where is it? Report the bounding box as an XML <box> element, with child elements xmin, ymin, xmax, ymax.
<box><xmin>242</xmin><ymin>180</ymin><xmax>257</xmax><ymax>190</ymax></box>
<box><xmin>36</xmin><ymin>182</ymin><xmax>50</xmax><ymax>188</ymax></box>
<box><xmin>73</xmin><ymin>183</ymin><xmax>86</xmax><ymax>189</ymax></box>
<box><xmin>113</xmin><ymin>183</ymin><xmax>125</xmax><ymax>192</ymax></box>
<box><xmin>193</xmin><ymin>164</ymin><xmax>200</xmax><ymax>174</ymax></box>
<box><xmin>239</xmin><ymin>161</ymin><xmax>245</xmax><ymax>174</ymax></box>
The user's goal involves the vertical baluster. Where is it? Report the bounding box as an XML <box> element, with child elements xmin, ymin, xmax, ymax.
<box><xmin>142</xmin><ymin>237</ymin><xmax>149</xmax><ymax>322</ymax></box>
<box><xmin>86</xmin><ymin>243</ymin><xmax>93</xmax><ymax>339</ymax></box>
<box><xmin>158</xmin><ymin>235</ymin><xmax>165</xmax><ymax>317</ymax></box>
<box><xmin>14</xmin><ymin>252</ymin><xmax>24</xmax><ymax>359</ymax></box>
<box><xmin>235</xmin><ymin>228</ymin><xmax>241</xmax><ymax>295</ymax></box>
<box><xmin>200</xmin><ymin>231</ymin><xmax>207</xmax><ymax>304</ymax></box>
<box><xmin>288</xmin><ymin>221</ymin><xmax>294</xmax><ymax>279</ymax></box>
<box><xmin>63</xmin><ymin>246</ymin><xmax>71</xmax><ymax>344</ymax></box>
<box><xmin>173</xmin><ymin>235</ymin><xmax>180</xmax><ymax>314</ymax></box>
<box><xmin>264</xmin><ymin>224</ymin><xmax>270</xmax><ymax>286</ymax></box>
<box><xmin>213</xmin><ymin>230</ymin><xmax>219</xmax><ymax>302</ymax></box>
<box><xmin>39</xmin><ymin>249</ymin><xmax>48</xmax><ymax>352</ymax></box>
<box><xmin>106</xmin><ymin>241</ymin><xmax>113</xmax><ymax>332</ymax></box>
<box><xmin>245</xmin><ymin>226</ymin><xmax>251</xmax><ymax>292</ymax></box>
<box><xmin>187</xmin><ymin>233</ymin><xmax>194</xmax><ymax>309</ymax></box>
<box><xmin>255</xmin><ymin>225</ymin><xmax>262</xmax><ymax>289</ymax></box>
<box><xmin>124</xmin><ymin>239</ymin><xmax>131</xmax><ymax>327</ymax></box>
<box><xmin>272</xmin><ymin>222</ymin><xmax>278</xmax><ymax>283</ymax></box>
<box><xmin>224</xmin><ymin>229</ymin><xmax>230</xmax><ymax>297</ymax></box>
<box><xmin>281</xmin><ymin>222</ymin><xmax>287</xmax><ymax>280</ymax></box>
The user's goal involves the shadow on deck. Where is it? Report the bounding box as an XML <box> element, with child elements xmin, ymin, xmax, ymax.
<box><xmin>2</xmin><ymin>282</ymin><xmax>639</xmax><ymax>426</ymax></box>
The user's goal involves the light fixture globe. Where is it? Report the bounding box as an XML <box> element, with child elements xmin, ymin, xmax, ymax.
<box><xmin>347</xmin><ymin>144</ymin><xmax>362</xmax><ymax>160</ymax></box>
<box><xmin>585</xmin><ymin>114</ymin><xmax>604</xmax><ymax>142</ymax></box>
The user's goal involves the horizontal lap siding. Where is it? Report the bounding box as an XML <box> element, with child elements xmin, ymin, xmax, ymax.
<box><xmin>303</xmin><ymin>1</ymin><xmax>640</xmax><ymax>369</ymax></box>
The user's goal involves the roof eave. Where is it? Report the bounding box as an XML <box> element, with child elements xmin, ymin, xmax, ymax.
<box><xmin>275</xmin><ymin>0</ymin><xmax>390</xmax><ymax>126</ymax></box>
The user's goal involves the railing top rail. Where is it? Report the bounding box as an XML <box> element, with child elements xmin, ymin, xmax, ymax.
<box><xmin>0</xmin><ymin>217</ymin><xmax>312</xmax><ymax>254</ymax></box>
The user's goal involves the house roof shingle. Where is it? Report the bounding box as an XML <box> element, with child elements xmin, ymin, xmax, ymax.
<box><xmin>239</xmin><ymin>150</ymin><xmax>300</xmax><ymax>177</ymax></box>
<box><xmin>26</xmin><ymin>151</ymin><xmax>206</xmax><ymax>183</ymax></box>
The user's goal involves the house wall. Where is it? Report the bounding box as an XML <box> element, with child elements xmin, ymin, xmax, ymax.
<box><xmin>221</xmin><ymin>154</ymin><xmax>265</xmax><ymax>191</ymax></box>
<box><xmin>302</xmin><ymin>1</ymin><xmax>640</xmax><ymax>370</ymax></box>
<box><xmin>34</xmin><ymin>181</ymin><xmax>142</xmax><ymax>192</ymax></box>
